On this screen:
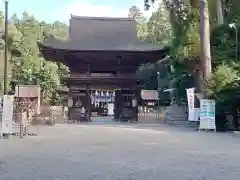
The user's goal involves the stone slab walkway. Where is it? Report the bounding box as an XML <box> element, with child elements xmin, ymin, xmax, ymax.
<box><xmin>0</xmin><ymin>124</ymin><xmax>240</xmax><ymax>180</ymax></box>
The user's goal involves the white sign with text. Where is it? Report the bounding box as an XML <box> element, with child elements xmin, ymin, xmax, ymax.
<box><xmin>199</xmin><ymin>99</ymin><xmax>216</xmax><ymax>130</ymax></box>
<box><xmin>1</xmin><ymin>95</ymin><xmax>14</xmax><ymax>134</ymax></box>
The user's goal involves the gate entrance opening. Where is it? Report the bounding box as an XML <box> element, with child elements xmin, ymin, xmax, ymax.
<box><xmin>90</xmin><ymin>90</ymin><xmax>115</xmax><ymax>117</ymax></box>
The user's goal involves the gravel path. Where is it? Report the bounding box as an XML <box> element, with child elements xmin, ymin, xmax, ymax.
<box><xmin>0</xmin><ymin>124</ymin><xmax>240</xmax><ymax>180</ymax></box>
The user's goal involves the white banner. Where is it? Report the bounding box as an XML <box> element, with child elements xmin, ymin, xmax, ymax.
<box><xmin>199</xmin><ymin>99</ymin><xmax>216</xmax><ymax>130</ymax></box>
<box><xmin>186</xmin><ymin>88</ymin><xmax>195</xmax><ymax>121</ymax></box>
<box><xmin>1</xmin><ymin>95</ymin><xmax>14</xmax><ymax>134</ymax></box>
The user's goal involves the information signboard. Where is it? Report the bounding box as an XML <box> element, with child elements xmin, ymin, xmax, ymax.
<box><xmin>199</xmin><ymin>99</ymin><xmax>216</xmax><ymax>130</ymax></box>
<box><xmin>141</xmin><ymin>90</ymin><xmax>158</xmax><ymax>100</ymax></box>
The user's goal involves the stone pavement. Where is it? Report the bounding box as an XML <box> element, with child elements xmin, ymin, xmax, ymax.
<box><xmin>0</xmin><ymin>123</ymin><xmax>240</xmax><ymax>180</ymax></box>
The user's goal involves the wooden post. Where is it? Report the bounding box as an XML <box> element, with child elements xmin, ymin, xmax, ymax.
<box><xmin>114</xmin><ymin>90</ymin><xmax>119</xmax><ymax>120</ymax></box>
<box><xmin>86</xmin><ymin>85</ymin><xmax>91</xmax><ymax>121</ymax></box>
<box><xmin>3</xmin><ymin>0</ymin><xmax>8</xmax><ymax>95</ymax></box>
<box><xmin>119</xmin><ymin>90</ymin><xmax>123</xmax><ymax>121</ymax></box>
<box><xmin>68</xmin><ymin>85</ymin><xmax>73</xmax><ymax>121</ymax></box>
<box><xmin>134</xmin><ymin>88</ymin><xmax>139</xmax><ymax>122</ymax></box>
<box><xmin>114</xmin><ymin>90</ymin><xmax>122</xmax><ymax>121</ymax></box>
<box><xmin>86</xmin><ymin>59</ymin><xmax>91</xmax><ymax>121</ymax></box>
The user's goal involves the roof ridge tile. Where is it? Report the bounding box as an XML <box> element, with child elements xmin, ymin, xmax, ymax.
<box><xmin>70</xmin><ymin>14</ymin><xmax>133</xmax><ymax>21</ymax></box>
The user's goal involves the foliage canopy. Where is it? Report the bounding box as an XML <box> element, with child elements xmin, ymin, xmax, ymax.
<box><xmin>0</xmin><ymin>11</ymin><xmax>69</xmax><ymax>105</ymax></box>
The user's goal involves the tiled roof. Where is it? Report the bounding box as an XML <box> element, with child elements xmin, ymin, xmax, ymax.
<box><xmin>39</xmin><ymin>15</ymin><xmax>164</xmax><ymax>52</ymax></box>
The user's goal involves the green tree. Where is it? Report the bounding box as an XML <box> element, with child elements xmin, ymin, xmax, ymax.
<box><xmin>142</xmin><ymin>0</ymin><xmax>240</xmax><ymax>124</ymax></box>
<box><xmin>146</xmin><ymin>3</ymin><xmax>172</xmax><ymax>45</ymax></box>
<box><xmin>128</xmin><ymin>6</ymin><xmax>149</xmax><ymax>41</ymax></box>
<box><xmin>0</xmin><ymin>11</ymin><xmax>70</xmax><ymax>105</ymax></box>
<box><xmin>128</xmin><ymin>6</ymin><xmax>144</xmax><ymax>21</ymax></box>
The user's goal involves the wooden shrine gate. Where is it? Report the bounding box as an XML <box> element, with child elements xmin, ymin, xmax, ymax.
<box><xmin>38</xmin><ymin>15</ymin><xmax>168</xmax><ymax>122</ymax></box>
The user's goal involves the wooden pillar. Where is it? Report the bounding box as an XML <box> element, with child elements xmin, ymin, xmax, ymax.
<box><xmin>133</xmin><ymin>88</ymin><xmax>140</xmax><ymax>122</ymax></box>
<box><xmin>114</xmin><ymin>90</ymin><xmax>122</xmax><ymax>121</ymax></box>
<box><xmin>86</xmin><ymin>59</ymin><xmax>91</xmax><ymax>121</ymax></box>
<box><xmin>68</xmin><ymin>85</ymin><xmax>73</xmax><ymax>121</ymax></box>
<box><xmin>86</xmin><ymin>85</ymin><xmax>91</xmax><ymax>121</ymax></box>
<box><xmin>114</xmin><ymin>90</ymin><xmax>119</xmax><ymax>120</ymax></box>
<box><xmin>114</xmin><ymin>57</ymin><xmax>122</xmax><ymax>121</ymax></box>
<box><xmin>119</xmin><ymin>90</ymin><xmax>123</xmax><ymax>121</ymax></box>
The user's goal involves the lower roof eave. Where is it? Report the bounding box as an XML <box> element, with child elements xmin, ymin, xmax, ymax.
<box><xmin>38</xmin><ymin>41</ymin><xmax>169</xmax><ymax>65</ymax></box>
<box><xmin>38</xmin><ymin>41</ymin><xmax>169</xmax><ymax>54</ymax></box>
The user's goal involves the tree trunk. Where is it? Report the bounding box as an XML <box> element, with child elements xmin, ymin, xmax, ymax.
<box><xmin>169</xmin><ymin>65</ymin><xmax>175</xmax><ymax>105</ymax></box>
<box><xmin>199</xmin><ymin>0</ymin><xmax>212</xmax><ymax>96</ymax></box>
<box><xmin>216</xmin><ymin>0</ymin><xmax>224</xmax><ymax>25</ymax></box>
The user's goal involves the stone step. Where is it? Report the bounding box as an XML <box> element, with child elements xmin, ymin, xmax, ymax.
<box><xmin>169</xmin><ymin>120</ymin><xmax>195</xmax><ymax>124</ymax></box>
<box><xmin>168</xmin><ymin>120</ymin><xmax>199</xmax><ymax>127</ymax></box>
<box><xmin>165</xmin><ymin>115</ymin><xmax>187</xmax><ymax>121</ymax></box>
<box><xmin>170</xmin><ymin>123</ymin><xmax>198</xmax><ymax>127</ymax></box>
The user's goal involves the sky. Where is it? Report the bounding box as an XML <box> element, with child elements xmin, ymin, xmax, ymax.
<box><xmin>0</xmin><ymin>0</ymin><xmax>160</xmax><ymax>24</ymax></box>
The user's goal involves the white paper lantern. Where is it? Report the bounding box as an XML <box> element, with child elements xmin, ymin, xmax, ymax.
<box><xmin>68</xmin><ymin>98</ymin><xmax>73</xmax><ymax>107</ymax></box>
<box><xmin>132</xmin><ymin>98</ymin><xmax>137</xmax><ymax>107</ymax></box>
<box><xmin>95</xmin><ymin>91</ymin><xmax>99</xmax><ymax>96</ymax></box>
<box><xmin>91</xmin><ymin>95</ymin><xmax>94</xmax><ymax>104</ymax></box>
